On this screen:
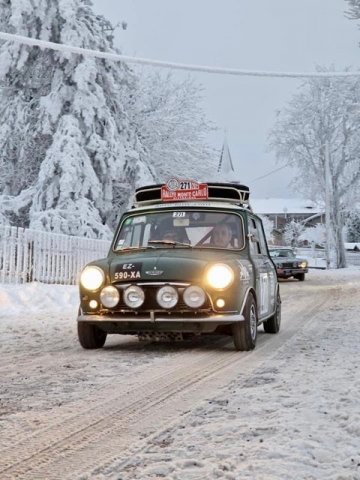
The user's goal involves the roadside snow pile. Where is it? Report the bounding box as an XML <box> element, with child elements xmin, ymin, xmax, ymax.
<box><xmin>0</xmin><ymin>282</ymin><xmax>78</xmax><ymax>318</ymax></box>
<box><xmin>308</xmin><ymin>265</ymin><xmax>360</xmax><ymax>284</ymax></box>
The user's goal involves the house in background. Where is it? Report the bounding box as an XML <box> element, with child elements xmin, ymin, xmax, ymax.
<box><xmin>251</xmin><ymin>198</ymin><xmax>324</xmax><ymax>229</ymax></box>
<box><xmin>251</xmin><ymin>198</ymin><xmax>325</xmax><ymax>245</ymax></box>
<box><xmin>216</xmin><ymin>139</ymin><xmax>325</xmax><ymax>243</ymax></box>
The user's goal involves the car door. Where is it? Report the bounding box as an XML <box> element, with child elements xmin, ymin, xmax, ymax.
<box><xmin>248</xmin><ymin>216</ymin><xmax>277</xmax><ymax>319</ymax></box>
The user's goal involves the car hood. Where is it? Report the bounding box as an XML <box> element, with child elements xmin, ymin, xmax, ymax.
<box><xmin>103</xmin><ymin>249</ymin><xmax>243</xmax><ymax>284</ymax></box>
<box><xmin>272</xmin><ymin>257</ymin><xmax>307</xmax><ymax>265</ymax></box>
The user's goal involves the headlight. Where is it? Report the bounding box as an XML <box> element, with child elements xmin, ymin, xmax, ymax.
<box><xmin>299</xmin><ymin>261</ymin><xmax>307</xmax><ymax>268</ymax></box>
<box><xmin>183</xmin><ymin>286</ymin><xmax>206</xmax><ymax>308</ymax></box>
<box><xmin>100</xmin><ymin>286</ymin><xmax>120</xmax><ymax>308</ymax></box>
<box><xmin>156</xmin><ymin>285</ymin><xmax>179</xmax><ymax>309</ymax></box>
<box><xmin>206</xmin><ymin>263</ymin><xmax>234</xmax><ymax>290</ymax></box>
<box><xmin>80</xmin><ymin>266</ymin><xmax>105</xmax><ymax>290</ymax></box>
<box><xmin>123</xmin><ymin>285</ymin><xmax>145</xmax><ymax>308</ymax></box>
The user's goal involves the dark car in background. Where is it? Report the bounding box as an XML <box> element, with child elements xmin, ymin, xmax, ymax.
<box><xmin>77</xmin><ymin>180</ymin><xmax>281</xmax><ymax>352</ymax></box>
<box><xmin>269</xmin><ymin>247</ymin><xmax>308</xmax><ymax>281</ymax></box>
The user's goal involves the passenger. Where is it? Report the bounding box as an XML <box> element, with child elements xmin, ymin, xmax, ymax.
<box><xmin>151</xmin><ymin>220</ymin><xmax>190</xmax><ymax>244</ymax></box>
<box><xmin>210</xmin><ymin>223</ymin><xmax>233</xmax><ymax>248</ymax></box>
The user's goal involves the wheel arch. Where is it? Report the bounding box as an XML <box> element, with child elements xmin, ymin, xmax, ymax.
<box><xmin>240</xmin><ymin>287</ymin><xmax>257</xmax><ymax>316</ymax></box>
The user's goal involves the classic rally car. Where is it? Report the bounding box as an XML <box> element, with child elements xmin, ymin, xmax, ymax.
<box><xmin>269</xmin><ymin>246</ymin><xmax>308</xmax><ymax>281</ymax></box>
<box><xmin>77</xmin><ymin>180</ymin><xmax>281</xmax><ymax>351</ymax></box>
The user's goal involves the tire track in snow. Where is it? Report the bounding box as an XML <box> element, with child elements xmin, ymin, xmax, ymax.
<box><xmin>0</xmin><ymin>283</ymin><xmax>337</xmax><ymax>480</ymax></box>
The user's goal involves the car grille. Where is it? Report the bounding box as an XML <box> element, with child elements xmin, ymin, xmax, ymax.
<box><xmin>279</xmin><ymin>262</ymin><xmax>298</xmax><ymax>268</ymax></box>
<box><xmin>112</xmin><ymin>283</ymin><xmax>211</xmax><ymax>312</ymax></box>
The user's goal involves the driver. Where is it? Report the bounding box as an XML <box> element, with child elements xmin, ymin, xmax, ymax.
<box><xmin>210</xmin><ymin>223</ymin><xmax>233</xmax><ymax>248</ymax></box>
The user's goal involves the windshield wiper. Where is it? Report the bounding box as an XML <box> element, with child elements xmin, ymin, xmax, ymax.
<box><xmin>147</xmin><ymin>240</ymin><xmax>192</xmax><ymax>248</ymax></box>
<box><xmin>114</xmin><ymin>246</ymin><xmax>150</xmax><ymax>252</ymax></box>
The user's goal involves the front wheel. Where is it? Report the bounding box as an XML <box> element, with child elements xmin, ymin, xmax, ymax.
<box><xmin>232</xmin><ymin>293</ymin><xmax>257</xmax><ymax>351</ymax></box>
<box><xmin>295</xmin><ymin>273</ymin><xmax>305</xmax><ymax>281</ymax></box>
<box><xmin>263</xmin><ymin>290</ymin><xmax>281</xmax><ymax>333</ymax></box>
<box><xmin>78</xmin><ymin>322</ymin><xmax>107</xmax><ymax>349</ymax></box>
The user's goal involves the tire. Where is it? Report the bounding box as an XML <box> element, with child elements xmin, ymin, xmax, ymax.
<box><xmin>295</xmin><ymin>273</ymin><xmax>305</xmax><ymax>281</ymax></box>
<box><xmin>263</xmin><ymin>290</ymin><xmax>281</xmax><ymax>334</ymax></box>
<box><xmin>232</xmin><ymin>293</ymin><xmax>257</xmax><ymax>351</ymax></box>
<box><xmin>78</xmin><ymin>322</ymin><xmax>107</xmax><ymax>349</ymax></box>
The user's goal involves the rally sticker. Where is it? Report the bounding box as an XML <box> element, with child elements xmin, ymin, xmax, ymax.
<box><xmin>113</xmin><ymin>262</ymin><xmax>142</xmax><ymax>281</ymax></box>
<box><xmin>133</xmin><ymin>215</ymin><xmax>146</xmax><ymax>224</ymax></box>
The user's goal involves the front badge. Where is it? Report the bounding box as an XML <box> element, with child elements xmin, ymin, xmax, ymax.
<box><xmin>145</xmin><ymin>267</ymin><xmax>164</xmax><ymax>276</ymax></box>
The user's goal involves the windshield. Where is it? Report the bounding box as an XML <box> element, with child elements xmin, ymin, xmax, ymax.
<box><xmin>114</xmin><ymin>210</ymin><xmax>245</xmax><ymax>251</ymax></box>
<box><xmin>270</xmin><ymin>249</ymin><xmax>295</xmax><ymax>258</ymax></box>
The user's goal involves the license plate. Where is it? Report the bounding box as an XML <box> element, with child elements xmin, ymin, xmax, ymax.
<box><xmin>113</xmin><ymin>262</ymin><xmax>142</xmax><ymax>281</ymax></box>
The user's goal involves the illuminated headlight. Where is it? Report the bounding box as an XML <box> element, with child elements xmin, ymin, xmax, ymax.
<box><xmin>100</xmin><ymin>286</ymin><xmax>120</xmax><ymax>308</ymax></box>
<box><xmin>156</xmin><ymin>286</ymin><xmax>179</xmax><ymax>309</ymax></box>
<box><xmin>299</xmin><ymin>261</ymin><xmax>308</xmax><ymax>268</ymax></box>
<box><xmin>183</xmin><ymin>286</ymin><xmax>206</xmax><ymax>308</ymax></box>
<box><xmin>123</xmin><ymin>285</ymin><xmax>145</xmax><ymax>308</ymax></box>
<box><xmin>206</xmin><ymin>264</ymin><xmax>234</xmax><ymax>290</ymax></box>
<box><xmin>80</xmin><ymin>266</ymin><xmax>105</xmax><ymax>290</ymax></box>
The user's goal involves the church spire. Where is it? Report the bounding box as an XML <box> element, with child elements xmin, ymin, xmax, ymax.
<box><xmin>217</xmin><ymin>133</ymin><xmax>236</xmax><ymax>180</ymax></box>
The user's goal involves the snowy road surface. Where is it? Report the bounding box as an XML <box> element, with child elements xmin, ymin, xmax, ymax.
<box><xmin>0</xmin><ymin>268</ymin><xmax>359</xmax><ymax>479</ymax></box>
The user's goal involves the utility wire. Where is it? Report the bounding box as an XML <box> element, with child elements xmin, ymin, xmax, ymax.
<box><xmin>251</xmin><ymin>165</ymin><xmax>290</xmax><ymax>182</ymax></box>
<box><xmin>0</xmin><ymin>31</ymin><xmax>360</xmax><ymax>78</ymax></box>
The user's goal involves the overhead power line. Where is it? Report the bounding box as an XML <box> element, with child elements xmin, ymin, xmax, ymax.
<box><xmin>0</xmin><ymin>31</ymin><xmax>360</xmax><ymax>79</ymax></box>
<box><xmin>251</xmin><ymin>165</ymin><xmax>290</xmax><ymax>182</ymax></box>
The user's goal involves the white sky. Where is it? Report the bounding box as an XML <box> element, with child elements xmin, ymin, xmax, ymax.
<box><xmin>91</xmin><ymin>0</ymin><xmax>360</xmax><ymax>198</ymax></box>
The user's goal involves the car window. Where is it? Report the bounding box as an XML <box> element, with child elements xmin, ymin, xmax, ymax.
<box><xmin>270</xmin><ymin>249</ymin><xmax>294</xmax><ymax>258</ymax></box>
<box><xmin>248</xmin><ymin>217</ymin><xmax>261</xmax><ymax>255</ymax></box>
<box><xmin>114</xmin><ymin>210</ymin><xmax>245</xmax><ymax>250</ymax></box>
<box><xmin>254</xmin><ymin>218</ymin><xmax>268</xmax><ymax>254</ymax></box>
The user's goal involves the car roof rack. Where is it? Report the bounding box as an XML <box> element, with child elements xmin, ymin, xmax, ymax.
<box><xmin>133</xmin><ymin>182</ymin><xmax>252</xmax><ymax>210</ymax></box>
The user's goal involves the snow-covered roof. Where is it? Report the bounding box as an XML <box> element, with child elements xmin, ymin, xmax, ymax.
<box><xmin>251</xmin><ymin>198</ymin><xmax>323</xmax><ymax>215</ymax></box>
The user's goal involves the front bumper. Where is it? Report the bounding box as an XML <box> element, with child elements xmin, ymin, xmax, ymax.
<box><xmin>78</xmin><ymin>312</ymin><xmax>244</xmax><ymax>334</ymax></box>
<box><xmin>78</xmin><ymin>313</ymin><xmax>244</xmax><ymax>324</ymax></box>
<box><xmin>276</xmin><ymin>268</ymin><xmax>308</xmax><ymax>277</ymax></box>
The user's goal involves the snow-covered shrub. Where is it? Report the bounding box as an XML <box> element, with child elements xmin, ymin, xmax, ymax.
<box><xmin>283</xmin><ymin>220</ymin><xmax>305</xmax><ymax>247</ymax></box>
<box><xmin>299</xmin><ymin>223</ymin><xmax>326</xmax><ymax>247</ymax></box>
<box><xmin>346</xmin><ymin>211</ymin><xmax>360</xmax><ymax>243</ymax></box>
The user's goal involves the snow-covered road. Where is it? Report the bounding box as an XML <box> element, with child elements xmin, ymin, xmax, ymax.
<box><xmin>0</xmin><ymin>268</ymin><xmax>359</xmax><ymax>479</ymax></box>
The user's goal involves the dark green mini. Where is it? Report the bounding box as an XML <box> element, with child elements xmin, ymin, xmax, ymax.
<box><xmin>77</xmin><ymin>182</ymin><xmax>281</xmax><ymax>351</ymax></box>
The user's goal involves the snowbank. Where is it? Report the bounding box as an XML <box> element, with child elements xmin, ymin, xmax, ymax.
<box><xmin>0</xmin><ymin>282</ymin><xmax>78</xmax><ymax>318</ymax></box>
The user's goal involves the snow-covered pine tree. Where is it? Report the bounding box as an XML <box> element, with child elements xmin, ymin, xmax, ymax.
<box><xmin>0</xmin><ymin>1</ymin><xmax>218</xmax><ymax>237</ymax></box>
<box><xmin>270</xmin><ymin>70</ymin><xmax>360</xmax><ymax>268</ymax></box>
<box><xmin>0</xmin><ymin>0</ymin><xmax>154</xmax><ymax>237</ymax></box>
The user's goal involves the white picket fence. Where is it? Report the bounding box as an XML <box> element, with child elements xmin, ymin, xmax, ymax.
<box><xmin>0</xmin><ymin>225</ymin><xmax>111</xmax><ymax>285</ymax></box>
